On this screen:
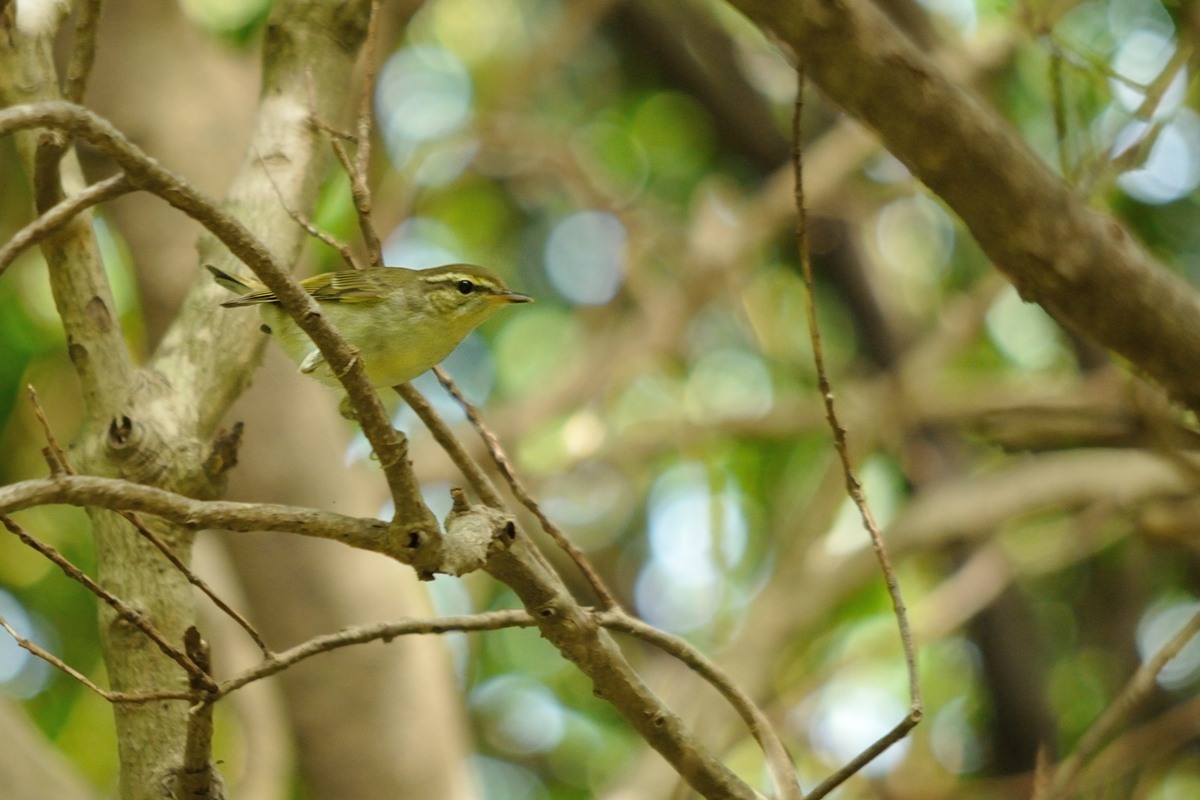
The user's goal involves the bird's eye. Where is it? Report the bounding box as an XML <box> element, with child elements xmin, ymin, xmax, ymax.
<box><xmin>456</xmin><ymin>279</ymin><xmax>474</xmax><ymax>295</ymax></box>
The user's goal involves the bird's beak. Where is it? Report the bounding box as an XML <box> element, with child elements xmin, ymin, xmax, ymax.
<box><xmin>492</xmin><ymin>291</ymin><xmax>533</xmax><ymax>304</ymax></box>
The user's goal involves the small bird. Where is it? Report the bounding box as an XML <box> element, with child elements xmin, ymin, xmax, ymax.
<box><xmin>207</xmin><ymin>264</ymin><xmax>531</xmax><ymax>390</ymax></box>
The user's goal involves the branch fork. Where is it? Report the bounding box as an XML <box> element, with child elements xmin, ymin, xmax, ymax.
<box><xmin>407</xmin><ymin>488</ymin><xmax>517</xmax><ymax>580</ymax></box>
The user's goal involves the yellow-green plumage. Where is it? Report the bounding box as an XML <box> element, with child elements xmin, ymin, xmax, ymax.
<box><xmin>207</xmin><ymin>264</ymin><xmax>531</xmax><ymax>389</ymax></box>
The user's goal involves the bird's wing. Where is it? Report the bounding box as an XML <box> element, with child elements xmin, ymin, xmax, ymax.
<box><xmin>217</xmin><ymin>270</ymin><xmax>388</xmax><ymax>307</ymax></box>
<box><xmin>304</xmin><ymin>271</ymin><xmax>388</xmax><ymax>304</ymax></box>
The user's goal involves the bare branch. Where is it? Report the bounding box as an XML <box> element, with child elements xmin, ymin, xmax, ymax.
<box><xmin>0</xmin><ymin>475</ymin><xmax>398</xmax><ymax>553</ymax></box>
<box><xmin>28</xmin><ymin>386</ymin><xmax>271</xmax><ymax>655</ymax></box>
<box><xmin>0</xmin><ymin>173</ymin><xmax>132</xmax><ymax>276</ymax></box>
<box><xmin>397</xmin><ymin>381</ymin><xmax>757</xmax><ymax>795</ymax></box>
<box><xmin>599</xmin><ymin>611</ymin><xmax>801</xmax><ymax>800</ymax></box>
<box><xmin>256</xmin><ymin>147</ymin><xmax>362</xmax><ymax>271</ymax></box>
<box><xmin>726</xmin><ymin>0</ymin><xmax>1200</xmax><ymax>414</ymax></box>
<box><xmin>123</xmin><ymin>511</ymin><xmax>271</xmax><ymax>656</ymax></box>
<box><xmin>792</xmin><ymin>66</ymin><xmax>921</xmax><ymax>798</ymax></box>
<box><xmin>434</xmin><ymin>366</ymin><xmax>619</xmax><ymax>609</ymax></box>
<box><xmin>355</xmin><ymin>0</ymin><xmax>380</xmax><ymax>180</ymax></box>
<box><xmin>217</xmin><ymin>610</ymin><xmax>535</xmax><ymax>696</ymax></box>
<box><xmin>397</xmin><ymin>382</ymin><xmax>505</xmax><ymax>508</ymax></box>
<box><xmin>177</xmin><ymin>628</ymin><xmax>222</xmax><ymax>800</ymax></box>
<box><xmin>26</xmin><ymin>385</ymin><xmax>71</xmax><ymax>475</ymax></box>
<box><xmin>396</xmin><ymin>384</ymin><xmax>563</xmax><ymax>580</ymax></box>
<box><xmin>0</xmin><ymin>612</ymin><xmax>193</xmax><ymax>705</ymax></box>
<box><xmin>0</xmin><ymin>515</ymin><xmax>213</xmax><ymax>689</ymax></box>
<box><xmin>351</xmin><ymin>0</ymin><xmax>384</xmax><ymax>267</ymax></box>
<box><xmin>0</xmin><ymin>101</ymin><xmax>434</xmax><ymax>534</ymax></box>
<box><xmin>327</xmin><ymin>134</ymin><xmax>384</xmax><ymax>268</ymax></box>
<box><xmin>1038</xmin><ymin>606</ymin><xmax>1200</xmax><ymax>799</ymax></box>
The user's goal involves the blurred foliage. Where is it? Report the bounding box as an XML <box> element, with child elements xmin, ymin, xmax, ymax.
<box><xmin>5</xmin><ymin>0</ymin><xmax>1200</xmax><ymax>798</ymax></box>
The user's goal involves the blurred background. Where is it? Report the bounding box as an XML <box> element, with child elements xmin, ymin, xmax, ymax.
<box><xmin>3</xmin><ymin>0</ymin><xmax>1200</xmax><ymax>797</ymax></box>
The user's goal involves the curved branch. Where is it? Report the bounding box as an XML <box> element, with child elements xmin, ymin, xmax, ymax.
<box><xmin>0</xmin><ymin>172</ymin><xmax>133</xmax><ymax>276</ymax></box>
<box><xmin>599</xmin><ymin>611</ymin><xmax>801</xmax><ymax>800</ymax></box>
<box><xmin>216</xmin><ymin>610</ymin><xmax>536</xmax><ymax>698</ymax></box>
<box><xmin>0</xmin><ymin>101</ymin><xmax>433</xmax><ymax>534</ymax></box>
<box><xmin>726</xmin><ymin>0</ymin><xmax>1200</xmax><ymax>412</ymax></box>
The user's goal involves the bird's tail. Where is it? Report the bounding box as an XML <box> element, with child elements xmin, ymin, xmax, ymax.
<box><xmin>205</xmin><ymin>264</ymin><xmax>253</xmax><ymax>292</ymax></box>
<box><xmin>205</xmin><ymin>264</ymin><xmax>266</xmax><ymax>308</ymax></box>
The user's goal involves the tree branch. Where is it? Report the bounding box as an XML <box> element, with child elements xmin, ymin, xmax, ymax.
<box><xmin>599</xmin><ymin>611</ymin><xmax>800</xmax><ymax>799</ymax></box>
<box><xmin>0</xmin><ymin>475</ymin><xmax>397</xmax><ymax>553</ymax></box>
<box><xmin>0</xmin><ymin>100</ymin><xmax>435</xmax><ymax>536</ymax></box>
<box><xmin>724</xmin><ymin>0</ymin><xmax>1200</xmax><ymax>413</ymax></box>
<box><xmin>0</xmin><ymin>172</ymin><xmax>133</xmax><ymax>276</ymax></box>
<box><xmin>0</xmin><ymin>515</ymin><xmax>213</xmax><ymax>688</ymax></box>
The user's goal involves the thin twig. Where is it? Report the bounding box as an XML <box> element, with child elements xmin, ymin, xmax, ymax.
<box><xmin>256</xmin><ymin>147</ymin><xmax>361</xmax><ymax>270</ymax></box>
<box><xmin>26</xmin><ymin>384</ymin><xmax>71</xmax><ymax>474</ymax></box>
<box><xmin>308</xmin><ymin>111</ymin><xmax>356</xmax><ymax>142</ymax></box>
<box><xmin>312</xmin><ymin>0</ymin><xmax>384</xmax><ymax>273</ymax></box>
<box><xmin>27</xmin><ymin>385</ymin><xmax>272</xmax><ymax>656</ymax></box>
<box><xmin>1132</xmin><ymin>38</ymin><xmax>1193</xmax><ymax>122</ymax></box>
<box><xmin>599</xmin><ymin>611</ymin><xmax>802</xmax><ymax>800</ymax></box>
<box><xmin>434</xmin><ymin>366</ymin><xmax>619</xmax><ymax>609</ymax></box>
<box><xmin>1039</xmin><ymin>605</ymin><xmax>1200</xmax><ymax>799</ymax></box>
<box><xmin>123</xmin><ymin>509</ymin><xmax>272</xmax><ymax>655</ymax></box>
<box><xmin>0</xmin><ymin>173</ymin><xmax>133</xmax><ymax>276</ymax></box>
<box><xmin>791</xmin><ymin>66</ymin><xmax>922</xmax><ymax>800</ymax></box>
<box><xmin>353</xmin><ymin>0</ymin><xmax>384</xmax><ymax>267</ymax></box>
<box><xmin>806</xmin><ymin>717</ymin><xmax>922</xmax><ymax>800</ymax></box>
<box><xmin>394</xmin><ymin>383</ymin><xmax>561</xmax><ymax>578</ymax></box>
<box><xmin>0</xmin><ymin>514</ymin><xmax>213</xmax><ymax>689</ymax></box>
<box><xmin>328</xmin><ymin>135</ymin><xmax>384</xmax><ymax>268</ymax></box>
<box><xmin>0</xmin><ymin>612</ymin><xmax>194</xmax><ymax>704</ymax></box>
<box><xmin>216</xmin><ymin>610</ymin><xmax>535</xmax><ymax>696</ymax></box>
<box><xmin>1</xmin><ymin>102</ymin><xmax>424</xmax><ymax>521</ymax></box>
<box><xmin>1046</xmin><ymin>38</ymin><xmax>1072</xmax><ymax>180</ymax></box>
<box><xmin>395</xmin><ymin>383</ymin><xmax>505</xmax><ymax>508</ymax></box>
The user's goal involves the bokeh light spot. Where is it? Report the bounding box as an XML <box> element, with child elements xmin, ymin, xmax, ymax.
<box><xmin>377</xmin><ymin>45</ymin><xmax>473</xmax><ymax>165</ymax></box>
<box><xmin>382</xmin><ymin>217</ymin><xmax>463</xmax><ymax>267</ymax></box>
<box><xmin>1110</xmin><ymin>28</ymin><xmax>1184</xmax><ymax>118</ymax></box>
<box><xmin>871</xmin><ymin>194</ymin><xmax>955</xmax><ymax>317</ymax></box>
<box><xmin>930</xmin><ymin>696</ymin><xmax>984</xmax><ymax>774</ymax></box>
<box><xmin>636</xmin><ymin>463</ymin><xmax>748</xmax><ymax>633</ymax></box>
<box><xmin>493</xmin><ymin>305</ymin><xmax>583</xmax><ymax>395</ymax></box>
<box><xmin>985</xmin><ymin>286</ymin><xmax>1065</xmax><ymax>371</ymax></box>
<box><xmin>544</xmin><ymin>211</ymin><xmax>626</xmax><ymax>306</ymax></box>
<box><xmin>1116</xmin><ymin>111</ymin><xmax>1200</xmax><ymax>204</ymax></box>
<box><xmin>473</xmin><ymin>674</ymin><xmax>567</xmax><ymax>756</ymax></box>
<box><xmin>0</xmin><ymin>589</ymin><xmax>52</xmax><ymax>699</ymax></box>
<box><xmin>802</xmin><ymin>681</ymin><xmax>911</xmax><ymax>777</ymax></box>
<box><xmin>1137</xmin><ymin>596</ymin><xmax>1200</xmax><ymax>689</ymax></box>
<box><xmin>427</xmin><ymin>0</ymin><xmax>524</xmax><ymax>64</ymax></box>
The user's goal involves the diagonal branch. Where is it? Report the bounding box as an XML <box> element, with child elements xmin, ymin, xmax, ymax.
<box><xmin>0</xmin><ymin>612</ymin><xmax>194</xmax><ymax>705</ymax></box>
<box><xmin>27</xmin><ymin>385</ymin><xmax>270</xmax><ymax>656</ymax></box>
<box><xmin>724</xmin><ymin>0</ymin><xmax>1200</xmax><ymax>413</ymax></box>
<box><xmin>0</xmin><ymin>101</ymin><xmax>435</xmax><ymax>537</ymax></box>
<box><xmin>0</xmin><ymin>515</ymin><xmax>214</xmax><ymax>689</ymax></box>
<box><xmin>434</xmin><ymin>366</ymin><xmax>620</xmax><ymax>609</ymax></box>
<box><xmin>1038</xmin><ymin>606</ymin><xmax>1200</xmax><ymax>799</ymax></box>
<box><xmin>599</xmin><ymin>611</ymin><xmax>801</xmax><ymax>799</ymax></box>
<box><xmin>0</xmin><ymin>172</ymin><xmax>133</xmax><ymax>276</ymax></box>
